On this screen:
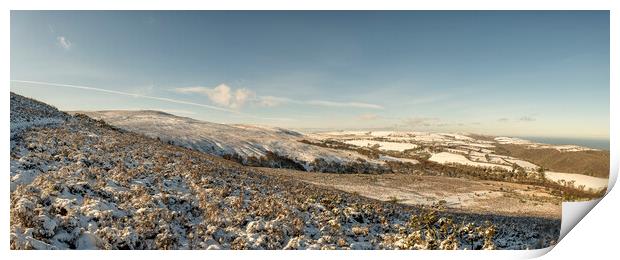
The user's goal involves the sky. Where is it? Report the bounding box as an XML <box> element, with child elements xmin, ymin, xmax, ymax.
<box><xmin>10</xmin><ymin>11</ymin><xmax>609</xmax><ymax>139</ymax></box>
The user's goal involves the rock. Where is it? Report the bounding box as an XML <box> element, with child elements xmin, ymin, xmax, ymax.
<box><xmin>207</xmin><ymin>244</ymin><xmax>221</xmax><ymax>250</ymax></box>
<box><xmin>350</xmin><ymin>241</ymin><xmax>372</xmax><ymax>250</ymax></box>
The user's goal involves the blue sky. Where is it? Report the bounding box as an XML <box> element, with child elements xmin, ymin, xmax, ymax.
<box><xmin>10</xmin><ymin>11</ymin><xmax>609</xmax><ymax>138</ymax></box>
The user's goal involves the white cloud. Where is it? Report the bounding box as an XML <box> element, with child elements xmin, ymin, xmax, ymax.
<box><xmin>174</xmin><ymin>84</ymin><xmax>255</xmax><ymax>109</ymax></box>
<box><xmin>56</xmin><ymin>36</ymin><xmax>72</xmax><ymax>50</ymax></box>
<box><xmin>206</xmin><ymin>84</ymin><xmax>233</xmax><ymax>107</ymax></box>
<box><xmin>232</xmin><ymin>88</ymin><xmax>255</xmax><ymax>109</ymax></box>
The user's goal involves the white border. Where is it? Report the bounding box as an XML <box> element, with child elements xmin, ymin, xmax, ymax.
<box><xmin>2</xmin><ymin>1</ymin><xmax>617</xmax><ymax>259</ymax></box>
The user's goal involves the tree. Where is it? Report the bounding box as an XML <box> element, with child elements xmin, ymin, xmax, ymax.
<box><xmin>536</xmin><ymin>167</ymin><xmax>546</xmax><ymax>182</ymax></box>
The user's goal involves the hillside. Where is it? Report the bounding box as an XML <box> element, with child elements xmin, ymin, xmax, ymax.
<box><xmin>10</xmin><ymin>92</ymin><xmax>69</xmax><ymax>138</ymax></box>
<box><xmin>310</xmin><ymin>131</ymin><xmax>609</xmax><ymax>192</ymax></box>
<box><xmin>494</xmin><ymin>144</ymin><xmax>609</xmax><ymax>178</ymax></box>
<box><xmin>9</xmin><ymin>93</ymin><xmax>559</xmax><ymax>250</ymax></box>
<box><xmin>76</xmin><ymin>110</ymin><xmax>387</xmax><ymax>174</ymax></box>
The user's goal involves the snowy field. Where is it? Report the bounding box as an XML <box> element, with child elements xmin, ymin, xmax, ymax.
<box><xmin>378</xmin><ymin>155</ymin><xmax>419</xmax><ymax>164</ymax></box>
<box><xmin>494</xmin><ymin>137</ymin><xmax>597</xmax><ymax>152</ymax></box>
<box><xmin>343</xmin><ymin>139</ymin><xmax>418</xmax><ymax>152</ymax></box>
<box><xmin>428</xmin><ymin>152</ymin><xmax>513</xmax><ymax>171</ymax></box>
<box><xmin>545</xmin><ymin>171</ymin><xmax>609</xmax><ymax>191</ymax></box>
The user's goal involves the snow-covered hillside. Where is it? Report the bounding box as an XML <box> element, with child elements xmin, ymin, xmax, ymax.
<box><xmin>10</xmin><ymin>93</ymin><xmax>559</xmax><ymax>250</ymax></box>
<box><xmin>10</xmin><ymin>92</ymin><xmax>69</xmax><ymax>138</ymax></box>
<box><xmin>494</xmin><ymin>137</ymin><xmax>597</xmax><ymax>152</ymax></box>
<box><xmin>77</xmin><ymin>110</ymin><xmax>386</xmax><ymax>173</ymax></box>
<box><xmin>313</xmin><ymin>130</ymin><xmax>609</xmax><ymax>191</ymax></box>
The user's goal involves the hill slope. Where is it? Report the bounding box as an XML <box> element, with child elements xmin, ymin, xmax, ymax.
<box><xmin>76</xmin><ymin>110</ymin><xmax>387</xmax><ymax>173</ymax></box>
<box><xmin>494</xmin><ymin>144</ymin><xmax>609</xmax><ymax>178</ymax></box>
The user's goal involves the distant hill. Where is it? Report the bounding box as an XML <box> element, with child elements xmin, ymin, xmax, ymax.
<box><xmin>75</xmin><ymin>110</ymin><xmax>387</xmax><ymax>174</ymax></box>
<box><xmin>494</xmin><ymin>144</ymin><xmax>609</xmax><ymax>178</ymax></box>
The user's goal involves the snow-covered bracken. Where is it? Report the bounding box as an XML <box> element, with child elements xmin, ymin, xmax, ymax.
<box><xmin>10</xmin><ymin>93</ymin><xmax>559</xmax><ymax>250</ymax></box>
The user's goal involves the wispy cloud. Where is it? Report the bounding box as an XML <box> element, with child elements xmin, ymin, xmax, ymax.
<box><xmin>11</xmin><ymin>80</ymin><xmax>235</xmax><ymax>113</ymax></box>
<box><xmin>173</xmin><ymin>84</ymin><xmax>384</xmax><ymax>110</ymax></box>
<box><xmin>56</xmin><ymin>36</ymin><xmax>72</xmax><ymax>50</ymax></box>
<box><xmin>11</xmin><ymin>80</ymin><xmax>299</xmax><ymax>123</ymax></box>
<box><xmin>257</xmin><ymin>96</ymin><xmax>288</xmax><ymax>107</ymax></box>
<box><xmin>261</xmin><ymin>96</ymin><xmax>383</xmax><ymax>109</ymax></box>
<box><xmin>498</xmin><ymin>118</ymin><xmax>510</xmax><ymax>122</ymax></box>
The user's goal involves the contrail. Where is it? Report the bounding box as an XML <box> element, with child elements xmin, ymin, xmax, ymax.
<box><xmin>11</xmin><ymin>80</ymin><xmax>237</xmax><ymax>113</ymax></box>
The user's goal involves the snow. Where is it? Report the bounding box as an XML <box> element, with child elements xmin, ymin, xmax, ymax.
<box><xmin>429</xmin><ymin>152</ymin><xmax>513</xmax><ymax>171</ymax></box>
<box><xmin>10</xmin><ymin>92</ymin><xmax>69</xmax><ymax>138</ymax></box>
<box><xmin>505</xmin><ymin>159</ymin><xmax>538</xmax><ymax>170</ymax></box>
<box><xmin>545</xmin><ymin>171</ymin><xmax>608</xmax><ymax>191</ymax></box>
<box><xmin>315</xmin><ymin>131</ymin><xmax>495</xmax><ymax>151</ymax></box>
<box><xmin>378</xmin><ymin>155</ymin><xmax>419</xmax><ymax>164</ymax></box>
<box><xmin>344</xmin><ymin>139</ymin><xmax>418</xmax><ymax>152</ymax></box>
<box><xmin>494</xmin><ymin>137</ymin><xmax>597</xmax><ymax>152</ymax></box>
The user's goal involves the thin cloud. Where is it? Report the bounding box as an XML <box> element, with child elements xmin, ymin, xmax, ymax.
<box><xmin>257</xmin><ymin>96</ymin><xmax>288</xmax><ymax>107</ymax></box>
<box><xmin>498</xmin><ymin>118</ymin><xmax>510</xmax><ymax>122</ymax></box>
<box><xmin>256</xmin><ymin>95</ymin><xmax>383</xmax><ymax>109</ymax></box>
<box><xmin>56</xmin><ymin>36</ymin><xmax>72</xmax><ymax>50</ymax></box>
<box><xmin>11</xmin><ymin>80</ymin><xmax>235</xmax><ymax>113</ymax></box>
<box><xmin>11</xmin><ymin>80</ymin><xmax>297</xmax><ymax>123</ymax></box>
<box><xmin>174</xmin><ymin>85</ymin><xmax>383</xmax><ymax>110</ymax></box>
